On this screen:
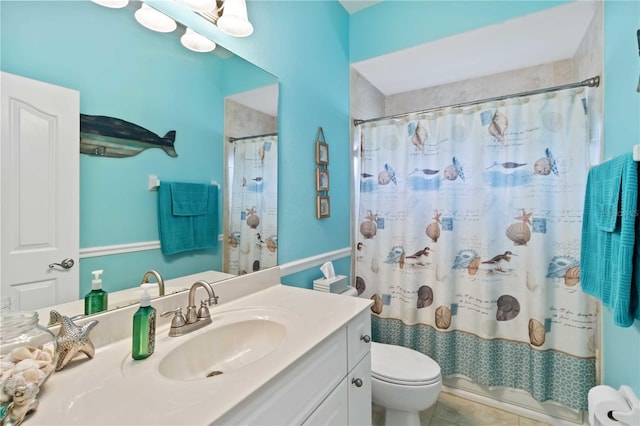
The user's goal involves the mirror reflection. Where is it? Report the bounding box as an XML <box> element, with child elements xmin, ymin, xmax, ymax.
<box><xmin>224</xmin><ymin>87</ymin><xmax>279</xmax><ymax>274</ymax></box>
<box><xmin>0</xmin><ymin>1</ymin><xmax>278</xmax><ymax>323</ymax></box>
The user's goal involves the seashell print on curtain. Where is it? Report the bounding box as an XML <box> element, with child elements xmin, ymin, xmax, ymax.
<box><xmin>355</xmin><ymin>87</ymin><xmax>597</xmax><ymax>410</ymax></box>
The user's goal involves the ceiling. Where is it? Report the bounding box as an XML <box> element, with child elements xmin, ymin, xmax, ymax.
<box><xmin>350</xmin><ymin>1</ymin><xmax>599</xmax><ymax>95</ymax></box>
<box><xmin>227</xmin><ymin>84</ymin><xmax>279</xmax><ymax>117</ymax></box>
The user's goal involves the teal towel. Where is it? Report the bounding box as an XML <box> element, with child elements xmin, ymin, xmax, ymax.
<box><xmin>580</xmin><ymin>153</ymin><xmax>639</xmax><ymax>327</ymax></box>
<box><xmin>170</xmin><ymin>182</ymin><xmax>208</xmax><ymax>216</ymax></box>
<box><xmin>158</xmin><ymin>182</ymin><xmax>218</xmax><ymax>255</ymax></box>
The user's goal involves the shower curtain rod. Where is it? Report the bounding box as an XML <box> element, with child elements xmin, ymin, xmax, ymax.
<box><xmin>228</xmin><ymin>132</ymin><xmax>278</xmax><ymax>143</ymax></box>
<box><xmin>353</xmin><ymin>75</ymin><xmax>600</xmax><ymax>127</ymax></box>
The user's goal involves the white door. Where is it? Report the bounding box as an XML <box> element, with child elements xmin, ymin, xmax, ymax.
<box><xmin>1</xmin><ymin>72</ymin><xmax>79</xmax><ymax>311</ymax></box>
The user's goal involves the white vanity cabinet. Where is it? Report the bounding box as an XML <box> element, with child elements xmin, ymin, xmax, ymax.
<box><xmin>217</xmin><ymin>308</ymin><xmax>372</xmax><ymax>425</ymax></box>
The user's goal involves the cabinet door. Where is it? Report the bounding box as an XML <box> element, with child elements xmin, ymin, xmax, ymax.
<box><xmin>303</xmin><ymin>380</ymin><xmax>348</xmax><ymax>425</ymax></box>
<box><xmin>347</xmin><ymin>309</ymin><xmax>371</xmax><ymax>370</ymax></box>
<box><xmin>348</xmin><ymin>353</ymin><xmax>372</xmax><ymax>426</ymax></box>
<box><xmin>216</xmin><ymin>330</ymin><xmax>347</xmax><ymax>425</ymax></box>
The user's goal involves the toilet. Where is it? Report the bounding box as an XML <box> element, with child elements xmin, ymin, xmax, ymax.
<box><xmin>371</xmin><ymin>341</ymin><xmax>442</xmax><ymax>426</ymax></box>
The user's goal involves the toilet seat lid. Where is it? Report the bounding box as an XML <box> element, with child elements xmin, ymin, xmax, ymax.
<box><xmin>371</xmin><ymin>342</ymin><xmax>441</xmax><ymax>385</ymax></box>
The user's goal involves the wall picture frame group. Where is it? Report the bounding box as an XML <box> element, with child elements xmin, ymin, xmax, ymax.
<box><xmin>316</xmin><ymin>195</ymin><xmax>330</xmax><ymax>219</ymax></box>
<box><xmin>315</xmin><ymin>126</ymin><xmax>330</xmax><ymax>219</ymax></box>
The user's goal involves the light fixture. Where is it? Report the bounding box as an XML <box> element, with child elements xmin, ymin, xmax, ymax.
<box><xmin>217</xmin><ymin>0</ymin><xmax>253</xmax><ymax>37</ymax></box>
<box><xmin>180</xmin><ymin>0</ymin><xmax>218</xmax><ymax>13</ymax></box>
<box><xmin>180</xmin><ymin>28</ymin><xmax>217</xmax><ymax>52</ymax></box>
<box><xmin>134</xmin><ymin>3</ymin><xmax>177</xmax><ymax>33</ymax></box>
<box><xmin>91</xmin><ymin>0</ymin><xmax>129</xmax><ymax>8</ymax></box>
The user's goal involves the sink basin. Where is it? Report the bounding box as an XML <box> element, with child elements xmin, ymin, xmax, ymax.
<box><xmin>157</xmin><ymin>310</ymin><xmax>289</xmax><ymax>381</ymax></box>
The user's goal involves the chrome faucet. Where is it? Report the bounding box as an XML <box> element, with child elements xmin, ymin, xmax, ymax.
<box><xmin>161</xmin><ymin>280</ymin><xmax>218</xmax><ymax>337</ymax></box>
<box><xmin>141</xmin><ymin>270</ymin><xmax>165</xmax><ymax>296</ymax></box>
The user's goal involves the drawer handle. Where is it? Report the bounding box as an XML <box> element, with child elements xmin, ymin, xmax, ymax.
<box><xmin>360</xmin><ymin>334</ymin><xmax>371</xmax><ymax>343</ymax></box>
<box><xmin>352</xmin><ymin>378</ymin><xmax>363</xmax><ymax>388</ymax></box>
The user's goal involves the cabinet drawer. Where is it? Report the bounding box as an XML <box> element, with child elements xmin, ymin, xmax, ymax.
<box><xmin>347</xmin><ymin>309</ymin><xmax>371</xmax><ymax>371</ymax></box>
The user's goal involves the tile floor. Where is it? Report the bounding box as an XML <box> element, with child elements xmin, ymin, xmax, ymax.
<box><xmin>372</xmin><ymin>392</ymin><xmax>552</xmax><ymax>426</ymax></box>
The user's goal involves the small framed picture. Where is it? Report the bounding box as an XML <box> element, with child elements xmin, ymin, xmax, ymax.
<box><xmin>316</xmin><ymin>141</ymin><xmax>329</xmax><ymax>165</ymax></box>
<box><xmin>316</xmin><ymin>195</ymin><xmax>330</xmax><ymax>219</ymax></box>
<box><xmin>316</xmin><ymin>168</ymin><xmax>330</xmax><ymax>192</ymax></box>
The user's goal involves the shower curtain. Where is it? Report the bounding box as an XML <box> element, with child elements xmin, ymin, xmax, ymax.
<box><xmin>227</xmin><ymin>134</ymin><xmax>278</xmax><ymax>275</ymax></box>
<box><xmin>355</xmin><ymin>87</ymin><xmax>597</xmax><ymax>410</ymax></box>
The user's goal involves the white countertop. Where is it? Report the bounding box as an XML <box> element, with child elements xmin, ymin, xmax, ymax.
<box><xmin>29</xmin><ymin>270</ymin><xmax>371</xmax><ymax>425</ymax></box>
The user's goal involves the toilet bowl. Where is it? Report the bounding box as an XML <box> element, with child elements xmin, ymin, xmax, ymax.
<box><xmin>371</xmin><ymin>342</ymin><xmax>442</xmax><ymax>426</ymax></box>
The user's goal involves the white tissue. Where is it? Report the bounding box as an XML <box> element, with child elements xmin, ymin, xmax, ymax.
<box><xmin>320</xmin><ymin>261</ymin><xmax>335</xmax><ymax>279</ymax></box>
<box><xmin>588</xmin><ymin>385</ymin><xmax>633</xmax><ymax>426</ymax></box>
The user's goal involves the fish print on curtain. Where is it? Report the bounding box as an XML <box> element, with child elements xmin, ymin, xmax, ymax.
<box><xmin>227</xmin><ymin>134</ymin><xmax>278</xmax><ymax>274</ymax></box>
<box><xmin>355</xmin><ymin>88</ymin><xmax>597</xmax><ymax>410</ymax></box>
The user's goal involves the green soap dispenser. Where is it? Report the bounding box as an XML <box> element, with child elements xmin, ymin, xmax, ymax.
<box><xmin>132</xmin><ymin>284</ymin><xmax>156</xmax><ymax>360</ymax></box>
<box><xmin>84</xmin><ymin>269</ymin><xmax>108</xmax><ymax>315</ymax></box>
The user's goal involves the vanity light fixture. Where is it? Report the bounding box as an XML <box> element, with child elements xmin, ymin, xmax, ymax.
<box><xmin>181</xmin><ymin>28</ymin><xmax>217</xmax><ymax>52</ymax></box>
<box><xmin>134</xmin><ymin>3</ymin><xmax>178</xmax><ymax>33</ymax></box>
<box><xmin>90</xmin><ymin>0</ymin><xmax>129</xmax><ymax>8</ymax></box>
<box><xmin>217</xmin><ymin>0</ymin><xmax>253</xmax><ymax>37</ymax></box>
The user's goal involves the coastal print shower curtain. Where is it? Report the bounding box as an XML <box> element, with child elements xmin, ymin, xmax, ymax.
<box><xmin>355</xmin><ymin>88</ymin><xmax>597</xmax><ymax>410</ymax></box>
<box><xmin>227</xmin><ymin>134</ymin><xmax>278</xmax><ymax>275</ymax></box>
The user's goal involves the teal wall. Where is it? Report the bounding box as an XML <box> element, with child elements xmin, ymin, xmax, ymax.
<box><xmin>349</xmin><ymin>0</ymin><xmax>570</xmax><ymax>62</ymax></box>
<box><xmin>601</xmin><ymin>0</ymin><xmax>640</xmax><ymax>396</ymax></box>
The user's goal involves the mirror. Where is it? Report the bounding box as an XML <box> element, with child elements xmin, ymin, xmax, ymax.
<box><xmin>0</xmin><ymin>1</ymin><xmax>278</xmax><ymax>323</ymax></box>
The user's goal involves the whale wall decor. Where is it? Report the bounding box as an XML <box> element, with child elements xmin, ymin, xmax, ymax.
<box><xmin>80</xmin><ymin>114</ymin><xmax>177</xmax><ymax>158</ymax></box>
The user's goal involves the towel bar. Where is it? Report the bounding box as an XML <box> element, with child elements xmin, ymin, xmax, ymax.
<box><xmin>148</xmin><ymin>175</ymin><xmax>219</xmax><ymax>191</ymax></box>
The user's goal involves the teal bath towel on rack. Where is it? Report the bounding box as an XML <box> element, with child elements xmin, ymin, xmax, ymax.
<box><xmin>158</xmin><ymin>181</ymin><xmax>218</xmax><ymax>255</ymax></box>
<box><xmin>580</xmin><ymin>153</ymin><xmax>639</xmax><ymax>327</ymax></box>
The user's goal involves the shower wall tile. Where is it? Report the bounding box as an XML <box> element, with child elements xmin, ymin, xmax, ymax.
<box><xmin>224</xmin><ymin>98</ymin><xmax>277</xmax><ymax>140</ymax></box>
<box><xmin>351</xmin><ymin>67</ymin><xmax>385</xmax><ymax>122</ymax></box>
<box><xmin>384</xmin><ymin>61</ymin><xmax>573</xmax><ymax>116</ymax></box>
<box><xmin>573</xmin><ymin>2</ymin><xmax>603</xmax><ymax>83</ymax></box>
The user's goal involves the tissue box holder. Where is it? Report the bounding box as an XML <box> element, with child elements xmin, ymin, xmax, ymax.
<box><xmin>313</xmin><ymin>275</ymin><xmax>348</xmax><ymax>294</ymax></box>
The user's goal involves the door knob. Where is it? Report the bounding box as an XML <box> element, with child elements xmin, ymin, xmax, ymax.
<box><xmin>352</xmin><ymin>378</ymin><xmax>363</xmax><ymax>388</ymax></box>
<box><xmin>360</xmin><ymin>334</ymin><xmax>371</xmax><ymax>343</ymax></box>
<box><xmin>49</xmin><ymin>258</ymin><xmax>75</xmax><ymax>270</ymax></box>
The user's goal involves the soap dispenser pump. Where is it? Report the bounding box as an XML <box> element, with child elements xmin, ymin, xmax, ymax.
<box><xmin>132</xmin><ymin>283</ymin><xmax>156</xmax><ymax>360</ymax></box>
<box><xmin>84</xmin><ymin>269</ymin><xmax>108</xmax><ymax>315</ymax></box>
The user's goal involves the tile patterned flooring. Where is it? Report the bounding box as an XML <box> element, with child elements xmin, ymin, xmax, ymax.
<box><xmin>372</xmin><ymin>392</ymin><xmax>552</xmax><ymax>426</ymax></box>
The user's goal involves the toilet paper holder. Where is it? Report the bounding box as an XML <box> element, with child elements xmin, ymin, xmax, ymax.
<box><xmin>611</xmin><ymin>386</ymin><xmax>640</xmax><ymax>425</ymax></box>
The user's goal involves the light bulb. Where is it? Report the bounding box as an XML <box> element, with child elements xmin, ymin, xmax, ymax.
<box><xmin>181</xmin><ymin>28</ymin><xmax>217</xmax><ymax>53</ymax></box>
<box><xmin>134</xmin><ymin>3</ymin><xmax>177</xmax><ymax>33</ymax></box>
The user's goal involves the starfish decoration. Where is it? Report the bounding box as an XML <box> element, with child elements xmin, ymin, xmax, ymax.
<box><xmin>49</xmin><ymin>310</ymin><xmax>99</xmax><ymax>371</ymax></box>
<box><xmin>514</xmin><ymin>208</ymin><xmax>533</xmax><ymax>226</ymax></box>
<box><xmin>246</xmin><ymin>207</ymin><xmax>256</xmax><ymax>216</ymax></box>
<box><xmin>365</xmin><ymin>211</ymin><xmax>378</xmax><ymax>222</ymax></box>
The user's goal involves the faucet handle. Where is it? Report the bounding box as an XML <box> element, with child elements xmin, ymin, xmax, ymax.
<box><xmin>197</xmin><ymin>299</ymin><xmax>211</xmax><ymax>319</ymax></box>
<box><xmin>161</xmin><ymin>307</ymin><xmax>186</xmax><ymax>328</ymax></box>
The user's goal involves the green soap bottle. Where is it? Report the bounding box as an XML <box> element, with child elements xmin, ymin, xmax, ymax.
<box><xmin>132</xmin><ymin>284</ymin><xmax>156</xmax><ymax>360</ymax></box>
<box><xmin>84</xmin><ymin>269</ymin><xmax>108</xmax><ymax>315</ymax></box>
